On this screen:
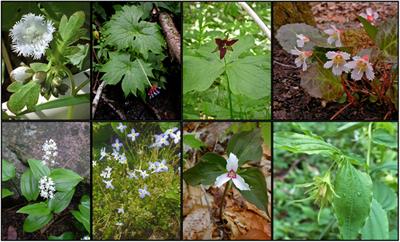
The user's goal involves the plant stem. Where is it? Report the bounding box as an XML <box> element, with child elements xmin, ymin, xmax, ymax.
<box><xmin>74</xmin><ymin>79</ymin><xmax>90</xmax><ymax>95</ymax></box>
<box><xmin>237</xmin><ymin>2</ymin><xmax>271</xmax><ymax>39</ymax></box>
<box><xmin>366</xmin><ymin>122</ymin><xmax>373</xmax><ymax>170</ymax></box>
<box><xmin>224</xmin><ymin>58</ymin><xmax>233</xmax><ymax>119</ymax></box>
<box><xmin>219</xmin><ymin>181</ymin><xmax>231</xmax><ymax>221</ymax></box>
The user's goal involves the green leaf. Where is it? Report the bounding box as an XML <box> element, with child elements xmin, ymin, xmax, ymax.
<box><xmin>183</xmin><ymin>55</ymin><xmax>224</xmax><ymax>93</ymax></box>
<box><xmin>371</xmin><ymin>161</ymin><xmax>397</xmax><ymax>173</ymax></box>
<box><xmin>7</xmin><ymin>81</ymin><xmax>23</xmax><ymax>93</ymax></box>
<box><xmin>361</xmin><ymin>199</ymin><xmax>389</xmax><ymax>240</ymax></box>
<box><xmin>17</xmin><ymin>202</ymin><xmax>51</xmax><ymax>216</ymax></box>
<box><xmin>59</xmin><ymin>11</ymin><xmax>86</xmax><ymax>46</ymax></box>
<box><xmin>375</xmin><ymin>17</ymin><xmax>397</xmax><ymax>57</ymax></box>
<box><xmin>226</xmin><ymin>55</ymin><xmax>270</xmax><ymax>99</ymax></box>
<box><xmin>2</xmin><ymin>188</ymin><xmax>14</xmax><ymax>198</ymax></box>
<box><xmin>28</xmin><ymin>159</ymin><xmax>50</xmax><ymax>181</ymax></box>
<box><xmin>100</xmin><ymin>52</ymin><xmax>153</xmax><ymax>97</ymax></box>
<box><xmin>237</xmin><ymin>168</ymin><xmax>268</xmax><ymax>212</ymax></box>
<box><xmin>372</xmin><ymin>129</ymin><xmax>397</xmax><ymax>148</ymax></box>
<box><xmin>104</xmin><ymin>5</ymin><xmax>164</xmax><ymax>59</ymax></box>
<box><xmin>48</xmin><ymin>189</ymin><xmax>75</xmax><ymax>213</ymax></box>
<box><xmin>358</xmin><ymin>16</ymin><xmax>378</xmax><ymax>40</ymax></box>
<box><xmin>275</xmin><ymin>132</ymin><xmax>340</xmax><ymax>157</ymax></box>
<box><xmin>183</xmin><ymin>134</ymin><xmax>205</xmax><ymax>149</ymax></box>
<box><xmin>21</xmin><ymin>169</ymin><xmax>40</xmax><ymax>201</ymax></box>
<box><xmin>373</xmin><ymin>181</ymin><xmax>396</xmax><ymax>211</ymax></box>
<box><xmin>71</xmin><ymin>195</ymin><xmax>90</xmax><ymax>233</ymax></box>
<box><xmin>183</xmin><ymin>153</ymin><xmax>226</xmax><ymax>186</ymax></box>
<box><xmin>227</xmin><ymin>35</ymin><xmax>255</xmax><ymax>60</ymax></box>
<box><xmin>226</xmin><ymin>129</ymin><xmax>263</xmax><ymax>166</ymax></box>
<box><xmin>49</xmin><ymin>168</ymin><xmax>82</xmax><ymax>192</ymax></box>
<box><xmin>65</xmin><ymin>44</ymin><xmax>89</xmax><ymax>69</ymax></box>
<box><xmin>30</xmin><ymin>63</ymin><xmax>50</xmax><ymax>72</ymax></box>
<box><xmin>7</xmin><ymin>81</ymin><xmax>40</xmax><ymax>114</ymax></box>
<box><xmin>31</xmin><ymin>94</ymin><xmax>90</xmax><ymax>112</ymax></box>
<box><xmin>23</xmin><ymin>213</ymin><xmax>53</xmax><ymax>232</ymax></box>
<box><xmin>2</xmin><ymin>159</ymin><xmax>16</xmax><ymax>181</ymax></box>
<box><xmin>48</xmin><ymin>232</ymin><xmax>75</xmax><ymax>240</ymax></box>
<box><xmin>333</xmin><ymin>161</ymin><xmax>373</xmax><ymax>239</ymax></box>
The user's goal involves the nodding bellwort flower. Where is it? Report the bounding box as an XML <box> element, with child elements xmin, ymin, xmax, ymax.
<box><xmin>138</xmin><ymin>186</ymin><xmax>150</xmax><ymax>199</ymax></box>
<box><xmin>116</xmin><ymin>123</ymin><xmax>127</xmax><ymax>133</ymax></box>
<box><xmin>359</xmin><ymin>8</ymin><xmax>379</xmax><ymax>25</ymax></box>
<box><xmin>290</xmin><ymin>47</ymin><xmax>313</xmax><ymax>71</ymax></box>
<box><xmin>345</xmin><ymin>55</ymin><xmax>375</xmax><ymax>81</ymax></box>
<box><xmin>10</xmin><ymin>66</ymin><xmax>33</xmax><ymax>83</ymax></box>
<box><xmin>323</xmin><ymin>51</ymin><xmax>351</xmax><ymax>76</ymax></box>
<box><xmin>324</xmin><ymin>25</ymin><xmax>342</xmax><ymax>47</ymax></box>
<box><xmin>296</xmin><ymin>34</ymin><xmax>310</xmax><ymax>48</ymax></box>
<box><xmin>214</xmin><ymin>153</ymin><xmax>250</xmax><ymax>191</ymax></box>
<box><xmin>42</xmin><ymin>139</ymin><xmax>58</xmax><ymax>166</ymax></box>
<box><xmin>39</xmin><ymin>176</ymin><xmax>56</xmax><ymax>199</ymax></box>
<box><xmin>127</xmin><ymin>128</ymin><xmax>140</xmax><ymax>142</ymax></box>
<box><xmin>10</xmin><ymin>13</ymin><xmax>55</xmax><ymax>59</ymax></box>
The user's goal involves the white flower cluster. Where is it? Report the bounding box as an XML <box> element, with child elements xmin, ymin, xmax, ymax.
<box><xmin>39</xmin><ymin>176</ymin><xmax>56</xmax><ymax>199</ymax></box>
<box><xmin>101</xmin><ymin>166</ymin><xmax>114</xmax><ymax>189</ymax></box>
<box><xmin>42</xmin><ymin>139</ymin><xmax>58</xmax><ymax>166</ymax></box>
<box><xmin>10</xmin><ymin>13</ymin><xmax>55</xmax><ymax>59</ymax></box>
<box><xmin>150</xmin><ymin>127</ymin><xmax>180</xmax><ymax>148</ymax></box>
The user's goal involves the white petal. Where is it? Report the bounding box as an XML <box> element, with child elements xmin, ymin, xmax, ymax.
<box><xmin>294</xmin><ymin>58</ymin><xmax>303</xmax><ymax>68</ymax></box>
<box><xmin>232</xmin><ymin>174</ymin><xmax>250</xmax><ymax>191</ymax></box>
<box><xmin>327</xmin><ymin>36</ymin><xmax>335</xmax><ymax>45</ymax></box>
<box><xmin>345</xmin><ymin>61</ymin><xmax>356</xmax><ymax>69</ymax></box>
<box><xmin>366</xmin><ymin>8</ymin><xmax>373</xmax><ymax>16</ymax></box>
<box><xmin>296</xmin><ymin>39</ymin><xmax>304</xmax><ymax>48</ymax></box>
<box><xmin>351</xmin><ymin>69</ymin><xmax>363</xmax><ymax>80</ymax></box>
<box><xmin>341</xmin><ymin>52</ymin><xmax>351</xmax><ymax>60</ymax></box>
<box><xmin>290</xmin><ymin>48</ymin><xmax>301</xmax><ymax>55</ymax></box>
<box><xmin>366</xmin><ymin>67</ymin><xmax>375</xmax><ymax>80</ymax></box>
<box><xmin>332</xmin><ymin>66</ymin><xmax>343</xmax><ymax>76</ymax></box>
<box><xmin>226</xmin><ymin>153</ymin><xmax>238</xmax><ymax>172</ymax></box>
<box><xmin>335</xmin><ymin>39</ymin><xmax>342</xmax><ymax>47</ymax></box>
<box><xmin>323</xmin><ymin>61</ymin><xmax>333</xmax><ymax>69</ymax></box>
<box><xmin>302</xmin><ymin>61</ymin><xmax>308</xmax><ymax>71</ymax></box>
<box><xmin>325</xmin><ymin>51</ymin><xmax>337</xmax><ymax>59</ymax></box>
<box><xmin>215</xmin><ymin>173</ymin><xmax>230</xmax><ymax>187</ymax></box>
<box><xmin>324</xmin><ymin>29</ymin><xmax>335</xmax><ymax>35</ymax></box>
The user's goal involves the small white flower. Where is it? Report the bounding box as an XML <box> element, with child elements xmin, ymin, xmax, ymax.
<box><xmin>296</xmin><ymin>34</ymin><xmax>310</xmax><ymax>48</ymax></box>
<box><xmin>116</xmin><ymin>123</ymin><xmax>127</xmax><ymax>133</ymax></box>
<box><xmin>164</xmin><ymin>127</ymin><xmax>178</xmax><ymax>138</ymax></box>
<box><xmin>10</xmin><ymin>13</ymin><xmax>55</xmax><ymax>59</ymax></box>
<box><xmin>139</xmin><ymin>169</ymin><xmax>149</xmax><ymax>179</ymax></box>
<box><xmin>81</xmin><ymin>236</ymin><xmax>90</xmax><ymax>240</ymax></box>
<box><xmin>127</xmin><ymin>128</ymin><xmax>140</xmax><ymax>141</ymax></box>
<box><xmin>38</xmin><ymin>176</ymin><xmax>56</xmax><ymax>199</ymax></box>
<box><xmin>345</xmin><ymin>55</ymin><xmax>375</xmax><ymax>81</ymax></box>
<box><xmin>103</xmin><ymin>179</ymin><xmax>114</xmax><ymax>189</ymax></box>
<box><xmin>324</xmin><ymin>25</ymin><xmax>342</xmax><ymax>47</ymax></box>
<box><xmin>117</xmin><ymin>207</ymin><xmax>124</xmax><ymax>214</ymax></box>
<box><xmin>360</xmin><ymin>8</ymin><xmax>379</xmax><ymax>25</ymax></box>
<box><xmin>323</xmin><ymin>51</ymin><xmax>351</xmax><ymax>76</ymax></box>
<box><xmin>92</xmin><ymin>160</ymin><xmax>97</xmax><ymax>167</ymax></box>
<box><xmin>153</xmin><ymin>160</ymin><xmax>168</xmax><ymax>173</ymax></box>
<box><xmin>41</xmin><ymin>139</ymin><xmax>58</xmax><ymax>166</ymax></box>
<box><xmin>214</xmin><ymin>153</ymin><xmax>250</xmax><ymax>191</ymax></box>
<box><xmin>148</xmin><ymin>161</ymin><xmax>157</xmax><ymax>171</ymax></box>
<box><xmin>170</xmin><ymin>130</ymin><xmax>181</xmax><ymax>144</ymax></box>
<box><xmin>100</xmin><ymin>147</ymin><xmax>107</xmax><ymax>160</ymax></box>
<box><xmin>10</xmin><ymin>66</ymin><xmax>33</xmax><ymax>83</ymax></box>
<box><xmin>118</xmin><ymin>153</ymin><xmax>127</xmax><ymax>164</ymax></box>
<box><xmin>158</xmin><ymin>135</ymin><xmax>169</xmax><ymax>146</ymax></box>
<box><xmin>100</xmin><ymin>166</ymin><xmax>112</xmax><ymax>179</ymax></box>
<box><xmin>139</xmin><ymin>186</ymin><xmax>150</xmax><ymax>199</ymax></box>
<box><xmin>112</xmin><ymin>139</ymin><xmax>123</xmax><ymax>151</ymax></box>
<box><xmin>111</xmin><ymin>149</ymin><xmax>120</xmax><ymax>160</ymax></box>
<box><xmin>290</xmin><ymin>47</ymin><xmax>313</xmax><ymax>71</ymax></box>
<box><xmin>115</xmin><ymin>222</ymin><xmax>123</xmax><ymax>226</ymax></box>
<box><xmin>127</xmin><ymin>170</ymin><xmax>138</xmax><ymax>179</ymax></box>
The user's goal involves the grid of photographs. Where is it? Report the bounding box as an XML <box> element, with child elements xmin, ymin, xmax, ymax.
<box><xmin>1</xmin><ymin>1</ymin><xmax>398</xmax><ymax>241</ymax></box>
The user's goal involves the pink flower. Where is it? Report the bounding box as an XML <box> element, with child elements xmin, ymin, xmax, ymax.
<box><xmin>324</xmin><ymin>25</ymin><xmax>342</xmax><ymax>47</ymax></box>
<box><xmin>360</xmin><ymin>8</ymin><xmax>379</xmax><ymax>25</ymax></box>
<box><xmin>290</xmin><ymin>47</ymin><xmax>313</xmax><ymax>71</ymax></box>
<box><xmin>323</xmin><ymin>51</ymin><xmax>351</xmax><ymax>76</ymax></box>
<box><xmin>345</xmin><ymin>55</ymin><xmax>375</xmax><ymax>81</ymax></box>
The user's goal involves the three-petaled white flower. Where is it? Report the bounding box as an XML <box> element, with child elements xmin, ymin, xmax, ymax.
<box><xmin>296</xmin><ymin>34</ymin><xmax>310</xmax><ymax>48</ymax></box>
<box><xmin>290</xmin><ymin>47</ymin><xmax>313</xmax><ymax>71</ymax></box>
<box><xmin>10</xmin><ymin>66</ymin><xmax>32</xmax><ymax>83</ymax></box>
<box><xmin>38</xmin><ymin>176</ymin><xmax>56</xmax><ymax>199</ymax></box>
<box><xmin>139</xmin><ymin>186</ymin><xmax>150</xmax><ymax>199</ymax></box>
<box><xmin>345</xmin><ymin>55</ymin><xmax>375</xmax><ymax>81</ymax></box>
<box><xmin>324</xmin><ymin>25</ymin><xmax>342</xmax><ymax>47</ymax></box>
<box><xmin>360</xmin><ymin>8</ymin><xmax>379</xmax><ymax>25</ymax></box>
<box><xmin>127</xmin><ymin>128</ymin><xmax>140</xmax><ymax>141</ymax></box>
<box><xmin>116</xmin><ymin>123</ymin><xmax>127</xmax><ymax>133</ymax></box>
<box><xmin>10</xmin><ymin>13</ymin><xmax>55</xmax><ymax>59</ymax></box>
<box><xmin>215</xmin><ymin>153</ymin><xmax>250</xmax><ymax>191</ymax></box>
<box><xmin>323</xmin><ymin>51</ymin><xmax>351</xmax><ymax>76</ymax></box>
<box><xmin>112</xmin><ymin>139</ymin><xmax>123</xmax><ymax>151</ymax></box>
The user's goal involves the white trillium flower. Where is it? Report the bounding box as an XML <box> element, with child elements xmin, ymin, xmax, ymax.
<box><xmin>290</xmin><ymin>47</ymin><xmax>313</xmax><ymax>71</ymax></box>
<box><xmin>116</xmin><ymin>123</ymin><xmax>127</xmax><ymax>133</ymax></box>
<box><xmin>345</xmin><ymin>55</ymin><xmax>375</xmax><ymax>81</ymax></box>
<box><xmin>296</xmin><ymin>34</ymin><xmax>310</xmax><ymax>48</ymax></box>
<box><xmin>10</xmin><ymin>13</ymin><xmax>55</xmax><ymax>59</ymax></box>
<box><xmin>127</xmin><ymin>128</ymin><xmax>140</xmax><ymax>141</ymax></box>
<box><xmin>10</xmin><ymin>66</ymin><xmax>33</xmax><ymax>83</ymax></box>
<box><xmin>360</xmin><ymin>8</ymin><xmax>379</xmax><ymax>25</ymax></box>
<box><xmin>214</xmin><ymin>153</ymin><xmax>250</xmax><ymax>191</ymax></box>
<box><xmin>323</xmin><ymin>51</ymin><xmax>351</xmax><ymax>76</ymax></box>
<box><xmin>324</xmin><ymin>25</ymin><xmax>342</xmax><ymax>47</ymax></box>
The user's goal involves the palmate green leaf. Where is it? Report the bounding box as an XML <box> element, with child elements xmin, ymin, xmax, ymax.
<box><xmin>2</xmin><ymin>188</ymin><xmax>14</xmax><ymax>198</ymax></box>
<box><xmin>104</xmin><ymin>5</ymin><xmax>164</xmax><ymax>59</ymax></box>
<box><xmin>21</xmin><ymin>169</ymin><xmax>39</xmax><ymax>201</ymax></box>
<box><xmin>49</xmin><ymin>168</ymin><xmax>83</xmax><ymax>192</ymax></box>
<box><xmin>65</xmin><ymin>44</ymin><xmax>89</xmax><ymax>69</ymax></box>
<box><xmin>333</xmin><ymin>161</ymin><xmax>373</xmax><ymax>239</ymax></box>
<box><xmin>372</xmin><ymin>181</ymin><xmax>396</xmax><ymax>211</ymax></box>
<box><xmin>226</xmin><ymin>129</ymin><xmax>263</xmax><ymax>166</ymax></box>
<box><xmin>2</xmin><ymin>160</ymin><xmax>16</xmax><ymax>181</ymax></box>
<box><xmin>59</xmin><ymin>11</ymin><xmax>87</xmax><ymax>46</ymax></box>
<box><xmin>48</xmin><ymin>189</ymin><xmax>75</xmax><ymax>214</ymax></box>
<box><xmin>28</xmin><ymin>159</ymin><xmax>50</xmax><ymax>181</ymax></box>
<box><xmin>237</xmin><ymin>168</ymin><xmax>268</xmax><ymax>212</ymax></box>
<box><xmin>7</xmin><ymin>81</ymin><xmax>40</xmax><ymax>114</ymax></box>
<box><xmin>183</xmin><ymin>153</ymin><xmax>226</xmax><ymax>186</ymax></box>
<box><xmin>100</xmin><ymin>52</ymin><xmax>154</xmax><ymax>97</ymax></box>
<box><xmin>360</xmin><ymin>199</ymin><xmax>389</xmax><ymax>240</ymax></box>
<box><xmin>274</xmin><ymin>132</ymin><xmax>340</xmax><ymax>157</ymax></box>
<box><xmin>17</xmin><ymin>202</ymin><xmax>51</xmax><ymax>216</ymax></box>
<box><xmin>23</xmin><ymin>213</ymin><xmax>53</xmax><ymax>232</ymax></box>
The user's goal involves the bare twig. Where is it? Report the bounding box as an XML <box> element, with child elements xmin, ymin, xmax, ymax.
<box><xmin>2</xmin><ymin>38</ymin><xmax>13</xmax><ymax>77</ymax></box>
<box><xmin>330</xmin><ymin>102</ymin><xmax>352</xmax><ymax>120</ymax></box>
<box><xmin>238</xmin><ymin>2</ymin><xmax>271</xmax><ymax>39</ymax></box>
<box><xmin>92</xmin><ymin>81</ymin><xmax>106</xmax><ymax>118</ymax></box>
<box><xmin>273</xmin><ymin>60</ymin><xmax>297</xmax><ymax>68</ymax></box>
<box><xmin>101</xmin><ymin>95</ymin><xmax>127</xmax><ymax>120</ymax></box>
<box><xmin>158</xmin><ymin>12</ymin><xmax>181</xmax><ymax>63</ymax></box>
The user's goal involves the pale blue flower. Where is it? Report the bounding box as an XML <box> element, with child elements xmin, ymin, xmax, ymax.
<box><xmin>139</xmin><ymin>186</ymin><xmax>150</xmax><ymax>199</ymax></box>
<box><xmin>127</xmin><ymin>128</ymin><xmax>140</xmax><ymax>141</ymax></box>
<box><xmin>103</xmin><ymin>179</ymin><xmax>114</xmax><ymax>189</ymax></box>
<box><xmin>100</xmin><ymin>147</ymin><xmax>107</xmax><ymax>160</ymax></box>
<box><xmin>112</xmin><ymin>139</ymin><xmax>123</xmax><ymax>152</ymax></box>
<box><xmin>116</xmin><ymin>122</ymin><xmax>127</xmax><ymax>133</ymax></box>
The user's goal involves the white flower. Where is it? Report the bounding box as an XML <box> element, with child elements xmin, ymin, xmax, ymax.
<box><xmin>103</xmin><ymin>179</ymin><xmax>114</xmax><ymax>189</ymax></box>
<box><xmin>137</xmin><ymin>169</ymin><xmax>149</xmax><ymax>179</ymax></box>
<box><xmin>148</xmin><ymin>161</ymin><xmax>157</xmax><ymax>171</ymax></box>
<box><xmin>127</xmin><ymin>128</ymin><xmax>140</xmax><ymax>141</ymax></box>
<box><xmin>164</xmin><ymin>127</ymin><xmax>178</xmax><ymax>138</ymax></box>
<box><xmin>127</xmin><ymin>170</ymin><xmax>138</xmax><ymax>179</ymax></box>
<box><xmin>112</xmin><ymin>139</ymin><xmax>123</xmax><ymax>151</ymax></box>
<box><xmin>116</xmin><ymin>123</ymin><xmax>127</xmax><ymax>133</ymax></box>
<box><xmin>92</xmin><ymin>160</ymin><xmax>97</xmax><ymax>167</ymax></box>
<box><xmin>118</xmin><ymin>153</ymin><xmax>127</xmax><ymax>164</ymax></box>
<box><xmin>115</xmin><ymin>222</ymin><xmax>123</xmax><ymax>226</ymax></box>
<box><xmin>296</xmin><ymin>34</ymin><xmax>310</xmax><ymax>48</ymax></box>
<box><xmin>10</xmin><ymin>66</ymin><xmax>33</xmax><ymax>83</ymax></box>
<box><xmin>41</xmin><ymin>139</ymin><xmax>58</xmax><ymax>166</ymax></box>
<box><xmin>81</xmin><ymin>236</ymin><xmax>90</xmax><ymax>240</ymax></box>
<box><xmin>10</xmin><ymin>13</ymin><xmax>55</xmax><ymax>59</ymax></box>
<box><xmin>111</xmin><ymin>149</ymin><xmax>120</xmax><ymax>160</ymax></box>
<box><xmin>153</xmin><ymin>160</ymin><xmax>169</xmax><ymax>173</ymax></box>
<box><xmin>214</xmin><ymin>153</ymin><xmax>250</xmax><ymax>191</ymax></box>
<box><xmin>323</xmin><ymin>51</ymin><xmax>351</xmax><ymax>76</ymax></box>
<box><xmin>360</xmin><ymin>8</ymin><xmax>379</xmax><ymax>25</ymax></box>
<box><xmin>117</xmin><ymin>207</ymin><xmax>124</xmax><ymax>214</ymax></box>
<box><xmin>158</xmin><ymin>135</ymin><xmax>169</xmax><ymax>146</ymax></box>
<box><xmin>38</xmin><ymin>176</ymin><xmax>56</xmax><ymax>199</ymax></box>
<box><xmin>100</xmin><ymin>166</ymin><xmax>112</xmax><ymax>179</ymax></box>
<box><xmin>139</xmin><ymin>186</ymin><xmax>150</xmax><ymax>199</ymax></box>
<box><xmin>324</xmin><ymin>25</ymin><xmax>342</xmax><ymax>47</ymax></box>
<box><xmin>345</xmin><ymin>55</ymin><xmax>375</xmax><ymax>81</ymax></box>
<box><xmin>290</xmin><ymin>47</ymin><xmax>313</xmax><ymax>71</ymax></box>
<box><xmin>170</xmin><ymin>130</ymin><xmax>181</xmax><ymax>144</ymax></box>
<box><xmin>99</xmin><ymin>147</ymin><xmax>107</xmax><ymax>160</ymax></box>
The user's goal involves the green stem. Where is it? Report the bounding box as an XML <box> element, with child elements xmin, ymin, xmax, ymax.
<box><xmin>73</xmin><ymin>79</ymin><xmax>90</xmax><ymax>95</ymax></box>
<box><xmin>219</xmin><ymin>180</ymin><xmax>232</xmax><ymax>221</ymax></box>
<box><xmin>62</xmin><ymin>67</ymin><xmax>76</xmax><ymax>96</ymax></box>
<box><xmin>224</xmin><ymin>58</ymin><xmax>233</xmax><ymax>119</ymax></box>
<box><xmin>366</xmin><ymin>122</ymin><xmax>373</xmax><ymax>170</ymax></box>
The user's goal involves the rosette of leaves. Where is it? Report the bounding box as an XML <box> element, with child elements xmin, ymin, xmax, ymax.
<box><xmin>183</xmin><ymin>128</ymin><xmax>269</xmax><ymax>213</ymax></box>
<box><xmin>7</xmin><ymin>11</ymin><xmax>90</xmax><ymax>115</ymax></box>
<box><xmin>99</xmin><ymin>5</ymin><xmax>166</xmax><ymax>98</ymax></box>
<box><xmin>17</xmin><ymin>159</ymin><xmax>83</xmax><ymax>232</ymax></box>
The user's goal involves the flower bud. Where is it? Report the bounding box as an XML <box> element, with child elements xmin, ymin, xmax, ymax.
<box><xmin>10</xmin><ymin>66</ymin><xmax>33</xmax><ymax>83</ymax></box>
<box><xmin>52</xmin><ymin>76</ymin><xmax>62</xmax><ymax>87</ymax></box>
<box><xmin>32</xmin><ymin>71</ymin><xmax>47</xmax><ymax>84</ymax></box>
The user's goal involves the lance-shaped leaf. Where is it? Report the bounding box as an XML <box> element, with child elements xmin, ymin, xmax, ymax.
<box><xmin>21</xmin><ymin>169</ymin><xmax>39</xmax><ymax>201</ymax></box>
<box><xmin>17</xmin><ymin>202</ymin><xmax>51</xmax><ymax>216</ymax></box>
<box><xmin>372</xmin><ymin>181</ymin><xmax>396</xmax><ymax>211</ymax></box>
<box><xmin>48</xmin><ymin>189</ymin><xmax>75</xmax><ymax>213</ymax></box>
<box><xmin>333</xmin><ymin>161</ymin><xmax>373</xmax><ymax>239</ymax></box>
<box><xmin>226</xmin><ymin>129</ymin><xmax>263</xmax><ymax>166</ymax></box>
<box><xmin>28</xmin><ymin>159</ymin><xmax>50</xmax><ymax>181</ymax></box>
<box><xmin>100</xmin><ymin>52</ymin><xmax>154</xmax><ymax>97</ymax></box>
<box><xmin>183</xmin><ymin>153</ymin><xmax>226</xmax><ymax>186</ymax></box>
<box><xmin>237</xmin><ymin>167</ymin><xmax>268</xmax><ymax>212</ymax></box>
<box><xmin>23</xmin><ymin>213</ymin><xmax>53</xmax><ymax>232</ymax></box>
<box><xmin>2</xmin><ymin>160</ymin><xmax>16</xmax><ymax>181</ymax></box>
<box><xmin>361</xmin><ymin>198</ymin><xmax>389</xmax><ymax>240</ymax></box>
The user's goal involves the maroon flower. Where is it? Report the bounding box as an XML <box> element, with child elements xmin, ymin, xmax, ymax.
<box><xmin>213</xmin><ymin>38</ymin><xmax>238</xmax><ymax>59</ymax></box>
